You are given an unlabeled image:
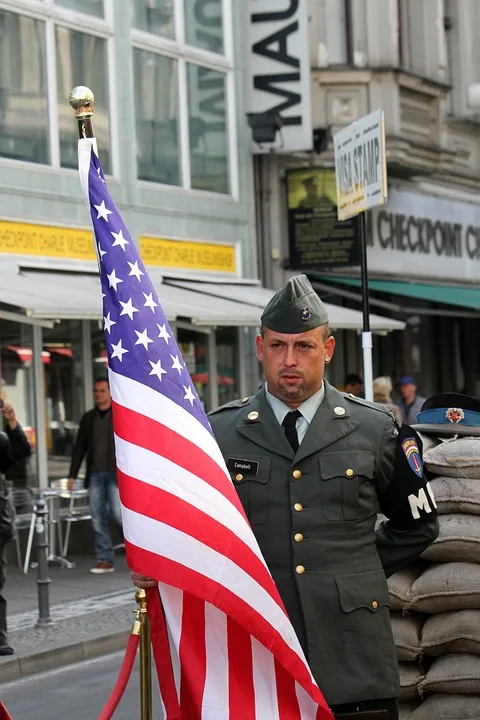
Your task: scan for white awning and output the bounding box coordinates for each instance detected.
[0,266,261,326]
[164,279,406,332]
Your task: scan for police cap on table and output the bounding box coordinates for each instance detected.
[413,392,480,437]
[261,275,328,334]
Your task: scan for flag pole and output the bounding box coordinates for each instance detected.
[68,86,153,720]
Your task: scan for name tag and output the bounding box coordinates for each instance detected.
[227,458,259,476]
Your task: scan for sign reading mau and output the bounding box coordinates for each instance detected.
[246,0,312,152]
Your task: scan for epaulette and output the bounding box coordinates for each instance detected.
[343,393,393,416]
[207,396,252,416]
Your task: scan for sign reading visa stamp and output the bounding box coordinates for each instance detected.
[334,109,387,221]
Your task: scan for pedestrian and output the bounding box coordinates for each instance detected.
[130,275,439,719]
[0,401,31,656]
[373,376,403,426]
[398,376,425,425]
[343,373,363,397]
[68,378,122,574]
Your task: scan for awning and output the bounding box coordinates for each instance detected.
[164,279,406,332]
[0,266,263,327]
[324,276,480,311]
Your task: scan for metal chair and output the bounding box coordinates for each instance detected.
[9,486,36,572]
[50,478,91,559]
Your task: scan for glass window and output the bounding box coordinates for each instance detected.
[0,10,49,165]
[131,0,175,40]
[177,328,211,411]
[216,327,238,404]
[55,0,104,18]
[184,0,224,54]
[187,63,229,194]
[134,49,181,186]
[56,27,110,173]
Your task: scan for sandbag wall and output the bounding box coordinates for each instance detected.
[388,435,480,719]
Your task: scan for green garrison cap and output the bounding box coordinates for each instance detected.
[261,275,329,333]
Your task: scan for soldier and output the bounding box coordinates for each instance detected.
[132,275,439,719]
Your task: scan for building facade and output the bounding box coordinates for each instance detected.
[0,0,264,487]
[255,0,480,398]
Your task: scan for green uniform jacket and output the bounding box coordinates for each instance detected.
[208,381,438,707]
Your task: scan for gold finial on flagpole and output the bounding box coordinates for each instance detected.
[69,85,95,139]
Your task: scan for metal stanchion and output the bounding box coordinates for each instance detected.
[135,589,152,720]
[34,491,53,628]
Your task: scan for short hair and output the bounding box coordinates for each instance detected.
[260,322,330,340]
[345,373,363,386]
[94,377,109,387]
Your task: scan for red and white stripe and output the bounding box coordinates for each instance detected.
[110,368,332,719]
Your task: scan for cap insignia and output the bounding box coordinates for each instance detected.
[445,407,465,424]
[301,307,311,321]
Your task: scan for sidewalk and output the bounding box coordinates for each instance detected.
[1,553,137,682]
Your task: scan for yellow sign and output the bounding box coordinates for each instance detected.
[0,220,96,260]
[140,236,236,273]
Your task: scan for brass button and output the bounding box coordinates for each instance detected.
[346,468,354,477]
[293,469,302,479]
[296,565,305,575]
[241,397,248,403]
[294,533,304,543]
[294,503,303,512]
[247,411,259,420]
[372,601,378,610]
[235,474,244,482]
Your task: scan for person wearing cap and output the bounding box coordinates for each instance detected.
[131,275,439,719]
[398,376,425,425]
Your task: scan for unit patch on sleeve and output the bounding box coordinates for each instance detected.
[401,437,423,478]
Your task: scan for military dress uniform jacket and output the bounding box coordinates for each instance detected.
[208,381,439,707]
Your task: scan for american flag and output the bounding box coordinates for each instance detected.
[78,138,332,720]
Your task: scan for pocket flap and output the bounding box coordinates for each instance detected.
[319,451,374,481]
[228,456,271,484]
[336,570,390,613]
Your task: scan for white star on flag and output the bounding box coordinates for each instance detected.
[119,298,139,321]
[143,292,158,313]
[171,355,183,375]
[94,200,113,222]
[128,261,144,282]
[98,244,107,261]
[111,339,129,362]
[157,324,170,343]
[183,385,196,406]
[104,311,116,334]
[107,269,123,291]
[97,166,105,183]
[149,359,167,381]
[111,229,129,251]
[135,328,154,350]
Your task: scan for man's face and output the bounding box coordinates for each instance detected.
[256,326,335,408]
[400,382,416,402]
[94,381,111,409]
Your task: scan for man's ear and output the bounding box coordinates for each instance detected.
[255,334,264,362]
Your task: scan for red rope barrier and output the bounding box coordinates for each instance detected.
[0,700,13,720]
[97,632,140,720]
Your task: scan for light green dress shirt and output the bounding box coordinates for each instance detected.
[265,383,325,445]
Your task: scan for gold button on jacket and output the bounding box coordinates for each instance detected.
[294,503,303,512]
[372,601,378,610]
[235,474,244,482]
[294,533,304,543]
[296,565,305,575]
[346,468,354,477]
[293,469,302,479]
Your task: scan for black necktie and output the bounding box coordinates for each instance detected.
[282,410,302,452]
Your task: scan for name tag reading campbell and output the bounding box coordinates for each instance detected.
[227,458,259,476]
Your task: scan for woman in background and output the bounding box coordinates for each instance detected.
[373,376,403,426]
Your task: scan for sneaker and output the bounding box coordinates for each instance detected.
[90,562,115,574]
[0,645,14,657]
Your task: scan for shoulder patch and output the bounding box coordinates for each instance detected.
[208,397,251,416]
[343,393,393,416]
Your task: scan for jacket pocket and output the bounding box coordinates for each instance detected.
[228,456,271,526]
[319,451,374,521]
[336,569,390,613]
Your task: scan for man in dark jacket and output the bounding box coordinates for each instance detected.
[68,378,121,574]
[0,401,31,655]
[130,276,439,718]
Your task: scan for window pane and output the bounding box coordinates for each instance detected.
[56,27,110,173]
[55,0,104,18]
[131,0,175,40]
[0,11,49,164]
[187,63,229,194]
[134,49,181,186]
[184,0,224,54]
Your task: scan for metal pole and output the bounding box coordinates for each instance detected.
[359,212,373,401]
[135,590,152,720]
[32,324,48,489]
[81,319,93,415]
[208,329,219,411]
[34,491,52,627]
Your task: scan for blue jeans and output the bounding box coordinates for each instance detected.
[88,471,122,565]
